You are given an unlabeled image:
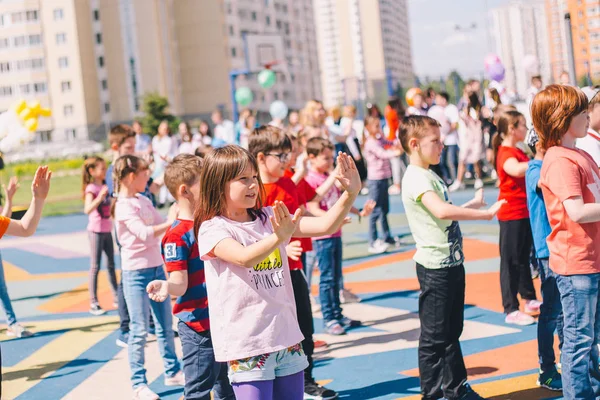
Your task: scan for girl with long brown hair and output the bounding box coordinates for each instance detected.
[82,156,118,315]
[493,111,540,325]
[194,145,362,399]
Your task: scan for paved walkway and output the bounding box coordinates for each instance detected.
[0,190,562,399]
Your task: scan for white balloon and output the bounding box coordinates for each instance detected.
[0,110,36,152]
[269,101,288,121]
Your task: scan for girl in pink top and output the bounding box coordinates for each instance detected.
[82,156,118,316]
[195,145,361,400]
[113,155,183,400]
[532,84,599,400]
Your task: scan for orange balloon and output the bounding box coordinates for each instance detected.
[405,88,423,107]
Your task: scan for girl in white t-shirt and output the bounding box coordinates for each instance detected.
[194,145,361,400]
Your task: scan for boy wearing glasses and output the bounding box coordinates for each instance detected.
[248,126,340,400]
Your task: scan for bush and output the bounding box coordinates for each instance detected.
[6,157,92,178]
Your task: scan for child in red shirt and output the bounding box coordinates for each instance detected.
[533,84,599,400]
[492,110,540,325]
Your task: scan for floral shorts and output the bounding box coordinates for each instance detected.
[227,343,308,383]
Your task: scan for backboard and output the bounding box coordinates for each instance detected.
[243,33,286,73]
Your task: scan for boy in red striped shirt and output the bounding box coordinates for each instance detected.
[147,154,234,400]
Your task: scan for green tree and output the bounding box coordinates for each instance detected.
[446,71,466,104]
[139,92,181,136]
[578,74,592,87]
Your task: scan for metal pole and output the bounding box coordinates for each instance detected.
[229,72,239,124]
[564,13,577,86]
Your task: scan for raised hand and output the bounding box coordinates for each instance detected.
[3,177,19,201]
[334,152,361,196]
[359,199,376,217]
[285,240,303,261]
[486,199,507,220]
[146,280,169,302]
[471,188,487,209]
[32,166,52,200]
[270,201,301,242]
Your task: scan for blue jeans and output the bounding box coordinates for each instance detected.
[441,145,459,183]
[178,321,234,400]
[368,179,392,245]
[537,258,563,372]
[314,237,343,323]
[123,266,180,389]
[0,252,16,326]
[556,273,600,399]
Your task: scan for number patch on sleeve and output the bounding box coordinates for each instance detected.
[164,243,177,260]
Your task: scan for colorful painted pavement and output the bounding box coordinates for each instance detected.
[0,190,562,399]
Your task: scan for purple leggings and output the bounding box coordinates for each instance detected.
[231,371,304,400]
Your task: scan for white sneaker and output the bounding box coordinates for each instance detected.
[505,310,535,326]
[474,178,484,190]
[340,288,361,304]
[360,187,369,195]
[133,385,159,400]
[164,370,185,386]
[368,239,390,254]
[7,323,33,338]
[448,180,465,192]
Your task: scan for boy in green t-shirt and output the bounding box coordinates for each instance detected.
[400,115,505,400]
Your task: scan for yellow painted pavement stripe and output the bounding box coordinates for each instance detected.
[2,317,118,399]
[4,259,88,282]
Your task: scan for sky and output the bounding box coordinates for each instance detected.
[408,0,509,80]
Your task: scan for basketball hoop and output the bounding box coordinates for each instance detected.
[263,60,282,71]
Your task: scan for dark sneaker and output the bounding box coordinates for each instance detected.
[458,383,486,400]
[116,331,129,348]
[304,379,338,399]
[325,320,346,335]
[339,316,362,328]
[537,367,562,391]
[89,303,106,316]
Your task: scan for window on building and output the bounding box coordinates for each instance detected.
[0,15,4,27]
[32,58,44,69]
[53,8,64,20]
[96,33,102,44]
[38,130,52,143]
[98,56,104,67]
[29,34,42,45]
[229,26,234,35]
[0,62,10,73]
[101,79,108,90]
[0,86,12,97]
[61,81,71,92]
[64,105,74,116]
[266,16,271,25]
[56,33,66,45]
[66,128,76,141]
[13,36,25,47]
[11,12,23,23]
[104,103,110,113]
[93,9,100,21]
[20,84,30,94]
[231,47,237,57]
[578,10,583,18]
[58,57,69,68]
[251,11,257,21]
[26,10,38,21]
[0,38,7,49]
[34,82,46,93]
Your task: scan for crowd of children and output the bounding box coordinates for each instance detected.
[68,80,600,400]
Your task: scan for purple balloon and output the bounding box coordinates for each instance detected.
[487,62,505,82]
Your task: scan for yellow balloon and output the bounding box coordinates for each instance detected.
[28,101,41,117]
[24,117,38,132]
[19,108,33,121]
[13,99,27,114]
[39,108,52,117]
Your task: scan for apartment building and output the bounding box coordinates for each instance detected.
[313,0,414,107]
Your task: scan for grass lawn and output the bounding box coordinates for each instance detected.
[1,173,83,217]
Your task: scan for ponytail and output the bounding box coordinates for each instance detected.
[493,110,524,170]
[82,157,104,199]
[110,154,147,217]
